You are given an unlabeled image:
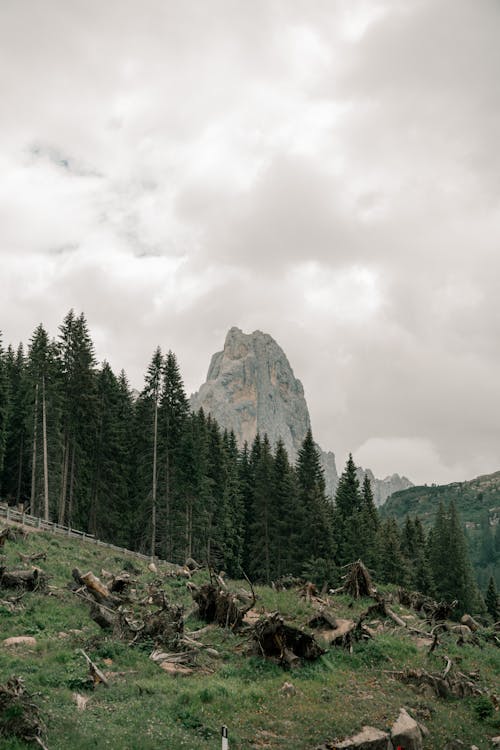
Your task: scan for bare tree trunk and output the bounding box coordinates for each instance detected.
[165,450,171,559]
[185,497,193,560]
[67,442,75,527]
[151,400,158,557]
[30,382,39,514]
[16,434,24,505]
[58,434,69,525]
[42,376,49,521]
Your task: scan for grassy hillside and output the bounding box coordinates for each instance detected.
[0,525,499,749]
[380,471,500,528]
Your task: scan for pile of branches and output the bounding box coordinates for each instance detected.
[332,560,375,599]
[71,568,185,650]
[0,676,47,749]
[389,663,483,699]
[252,612,325,667]
[397,588,457,623]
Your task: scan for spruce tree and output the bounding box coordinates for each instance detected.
[57,311,98,528]
[247,434,275,582]
[0,333,10,486]
[296,428,334,571]
[377,519,408,586]
[485,576,499,621]
[272,439,300,577]
[1,344,30,504]
[333,454,362,566]
[429,500,481,615]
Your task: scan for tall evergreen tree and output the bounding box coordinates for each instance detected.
[57,311,98,528]
[429,500,481,615]
[485,576,499,621]
[247,434,275,582]
[157,351,190,560]
[1,344,30,504]
[333,454,362,566]
[88,363,132,543]
[296,428,334,570]
[0,333,9,486]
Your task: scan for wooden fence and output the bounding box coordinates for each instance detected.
[0,502,153,562]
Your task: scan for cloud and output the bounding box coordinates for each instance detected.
[0,0,499,486]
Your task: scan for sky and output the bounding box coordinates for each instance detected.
[1,0,499,486]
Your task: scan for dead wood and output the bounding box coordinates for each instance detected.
[0,566,47,592]
[308,611,338,630]
[80,649,109,688]
[0,676,47,748]
[0,527,18,547]
[273,575,304,591]
[299,582,318,602]
[252,612,325,667]
[109,573,132,595]
[341,560,375,599]
[387,666,483,699]
[397,588,457,623]
[18,552,46,564]
[185,557,202,572]
[190,578,255,630]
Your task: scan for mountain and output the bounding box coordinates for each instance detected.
[380,470,500,589]
[190,327,412,502]
[380,470,500,528]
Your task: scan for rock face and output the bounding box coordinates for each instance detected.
[356,468,413,507]
[191,327,313,463]
[191,327,411,502]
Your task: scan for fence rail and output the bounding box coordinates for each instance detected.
[0,503,154,562]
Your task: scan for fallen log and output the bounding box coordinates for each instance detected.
[387,666,483,698]
[0,567,47,592]
[18,552,46,564]
[81,649,109,688]
[252,612,325,667]
[0,527,18,547]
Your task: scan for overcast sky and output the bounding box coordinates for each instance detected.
[1,0,499,486]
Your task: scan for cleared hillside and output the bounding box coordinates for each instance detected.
[0,524,498,749]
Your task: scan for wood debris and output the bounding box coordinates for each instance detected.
[0,676,47,749]
[252,612,325,667]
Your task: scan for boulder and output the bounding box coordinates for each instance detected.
[3,636,37,648]
[317,726,391,749]
[390,708,423,750]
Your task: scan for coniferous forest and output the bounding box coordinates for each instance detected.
[0,311,494,618]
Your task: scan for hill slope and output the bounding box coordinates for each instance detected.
[0,524,499,749]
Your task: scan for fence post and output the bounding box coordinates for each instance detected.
[221,725,228,750]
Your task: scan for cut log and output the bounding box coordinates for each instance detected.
[81,649,109,688]
[0,566,47,592]
[308,611,338,630]
[18,552,46,564]
[80,571,111,600]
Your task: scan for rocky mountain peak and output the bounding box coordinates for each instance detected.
[191,327,311,464]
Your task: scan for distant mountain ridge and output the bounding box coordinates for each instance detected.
[190,327,412,503]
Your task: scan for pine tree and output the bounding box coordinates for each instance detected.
[57,311,98,528]
[1,344,30,504]
[26,326,63,521]
[0,333,10,486]
[157,350,190,560]
[296,428,334,571]
[429,500,481,615]
[333,454,362,566]
[272,439,300,577]
[248,434,275,582]
[356,474,379,569]
[142,347,163,556]
[88,363,132,544]
[377,519,408,586]
[485,576,499,621]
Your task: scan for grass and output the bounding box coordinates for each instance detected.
[1,526,499,749]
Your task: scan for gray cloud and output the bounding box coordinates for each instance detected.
[1,0,499,485]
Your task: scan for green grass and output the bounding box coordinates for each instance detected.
[1,526,499,749]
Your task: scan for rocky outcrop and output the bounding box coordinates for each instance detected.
[191,327,411,502]
[356,468,413,507]
[191,327,313,463]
